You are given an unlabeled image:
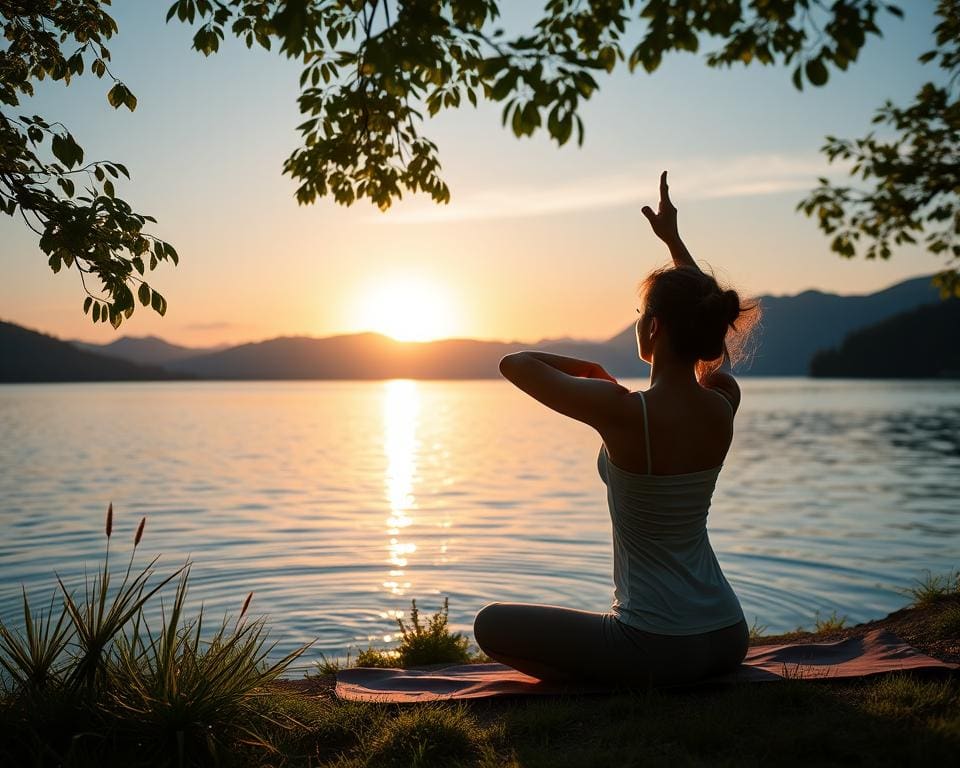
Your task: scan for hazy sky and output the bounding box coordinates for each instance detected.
[0,2,945,346]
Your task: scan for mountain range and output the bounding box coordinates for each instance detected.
[0,275,945,382]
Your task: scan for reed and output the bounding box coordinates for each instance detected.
[0,504,310,767]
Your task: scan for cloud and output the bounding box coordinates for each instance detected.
[382,153,849,223]
[181,321,240,331]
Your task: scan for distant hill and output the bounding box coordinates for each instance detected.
[810,300,960,378]
[163,332,647,380]
[0,321,179,383]
[72,335,223,366]
[166,333,522,379]
[603,275,942,376]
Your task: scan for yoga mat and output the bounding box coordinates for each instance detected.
[335,628,958,703]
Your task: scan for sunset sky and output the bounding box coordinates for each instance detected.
[0,2,945,347]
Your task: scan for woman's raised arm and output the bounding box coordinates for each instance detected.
[641,171,699,271]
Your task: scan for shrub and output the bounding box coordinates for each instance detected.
[395,598,471,667]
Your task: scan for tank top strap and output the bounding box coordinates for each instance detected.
[637,391,653,475]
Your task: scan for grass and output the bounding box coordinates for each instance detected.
[747,616,768,640]
[813,608,848,632]
[931,603,960,641]
[900,569,960,607]
[364,704,491,768]
[0,505,309,767]
[2,520,958,766]
[255,659,960,767]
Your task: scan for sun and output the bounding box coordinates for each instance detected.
[356,276,459,342]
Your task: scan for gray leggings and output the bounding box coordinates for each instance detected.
[473,602,749,687]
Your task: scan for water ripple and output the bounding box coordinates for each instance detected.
[0,378,958,674]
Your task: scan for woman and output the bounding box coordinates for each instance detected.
[473,172,757,687]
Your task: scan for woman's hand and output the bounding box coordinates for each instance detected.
[585,362,619,385]
[641,171,680,246]
[641,171,699,270]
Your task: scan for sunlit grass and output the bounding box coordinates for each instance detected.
[318,598,471,672]
[748,616,769,641]
[813,609,848,633]
[900,569,960,608]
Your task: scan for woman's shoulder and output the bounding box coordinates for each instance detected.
[697,372,740,414]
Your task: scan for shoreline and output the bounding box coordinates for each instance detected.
[276,592,960,698]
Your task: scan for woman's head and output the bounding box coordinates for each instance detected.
[636,266,758,375]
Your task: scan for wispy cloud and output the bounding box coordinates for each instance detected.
[383,153,848,223]
[182,321,240,331]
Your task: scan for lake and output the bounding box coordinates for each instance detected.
[1,378,958,673]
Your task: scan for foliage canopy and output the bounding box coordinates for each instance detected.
[172,0,901,211]
[3,1,924,326]
[800,0,960,295]
[1,0,178,329]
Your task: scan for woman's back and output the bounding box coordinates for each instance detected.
[601,383,735,476]
[598,389,745,635]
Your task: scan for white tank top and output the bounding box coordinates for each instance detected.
[597,391,744,635]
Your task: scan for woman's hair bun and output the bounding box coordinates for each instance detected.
[723,289,741,325]
[639,265,760,372]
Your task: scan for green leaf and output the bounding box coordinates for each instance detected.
[93,303,101,322]
[107,83,124,108]
[556,112,573,146]
[51,134,75,168]
[151,291,166,316]
[138,283,150,306]
[490,71,518,101]
[83,297,92,314]
[805,59,829,87]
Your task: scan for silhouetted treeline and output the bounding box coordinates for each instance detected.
[810,300,960,378]
[0,321,181,382]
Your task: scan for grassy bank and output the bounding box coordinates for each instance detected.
[1,509,957,766]
[276,583,960,768]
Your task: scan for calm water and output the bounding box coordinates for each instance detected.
[1,379,958,673]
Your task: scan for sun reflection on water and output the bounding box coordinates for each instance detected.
[382,380,420,595]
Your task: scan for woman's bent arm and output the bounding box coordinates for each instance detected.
[499,352,628,429]
[509,351,619,383]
